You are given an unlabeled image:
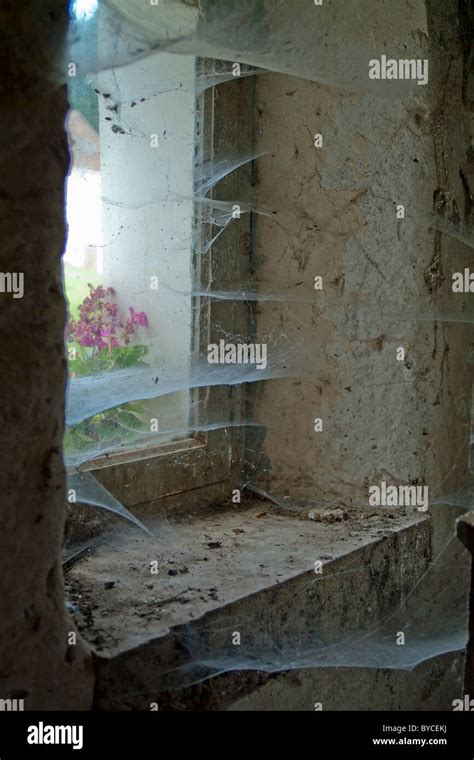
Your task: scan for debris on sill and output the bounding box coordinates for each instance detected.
[64,497,429,657]
[308,507,346,522]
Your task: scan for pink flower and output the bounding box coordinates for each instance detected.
[67,284,149,354]
[128,307,148,328]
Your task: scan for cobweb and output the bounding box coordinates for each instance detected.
[61,0,472,699]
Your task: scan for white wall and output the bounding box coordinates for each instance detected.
[98,49,197,434]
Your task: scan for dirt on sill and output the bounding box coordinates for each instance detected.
[64,496,428,657]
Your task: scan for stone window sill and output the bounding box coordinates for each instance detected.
[65,498,446,709]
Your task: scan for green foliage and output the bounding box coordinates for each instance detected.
[65,400,148,455]
[66,344,150,457]
[68,77,99,132]
[65,282,151,458]
[70,344,148,376]
[65,342,149,457]
[63,262,101,320]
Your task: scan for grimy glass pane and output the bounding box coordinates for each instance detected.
[64,5,198,467]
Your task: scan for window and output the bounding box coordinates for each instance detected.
[65,13,255,515]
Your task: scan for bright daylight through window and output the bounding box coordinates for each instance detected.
[65,0,196,467]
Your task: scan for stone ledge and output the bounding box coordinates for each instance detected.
[65,499,441,708]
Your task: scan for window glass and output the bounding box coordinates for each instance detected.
[65,13,197,466]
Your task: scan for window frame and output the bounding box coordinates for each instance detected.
[69,59,256,511]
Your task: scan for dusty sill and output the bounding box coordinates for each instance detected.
[63,497,448,708]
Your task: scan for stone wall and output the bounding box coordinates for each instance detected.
[249,0,473,511]
[0,1,93,709]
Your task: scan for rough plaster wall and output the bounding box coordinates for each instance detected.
[0,1,94,709]
[250,0,472,505]
[228,654,464,711]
